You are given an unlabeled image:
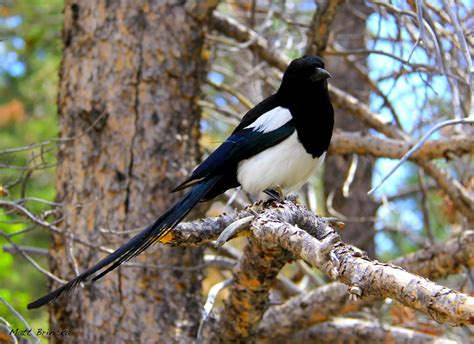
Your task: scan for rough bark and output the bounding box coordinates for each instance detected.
[329,132,474,160]
[257,230,474,338]
[305,0,343,55]
[273,318,456,344]
[250,201,474,327]
[322,2,378,257]
[50,1,216,342]
[209,239,291,342]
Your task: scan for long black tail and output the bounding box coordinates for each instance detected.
[27,176,220,309]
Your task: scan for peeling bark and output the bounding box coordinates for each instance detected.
[251,201,474,331]
[207,238,291,342]
[274,318,456,344]
[258,230,474,338]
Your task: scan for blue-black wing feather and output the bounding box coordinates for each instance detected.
[173,120,295,192]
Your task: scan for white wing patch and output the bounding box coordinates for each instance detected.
[245,106,292,133]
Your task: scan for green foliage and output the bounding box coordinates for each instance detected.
[0,0,62,337]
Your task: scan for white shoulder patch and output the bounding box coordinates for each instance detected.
[244,106,292,133]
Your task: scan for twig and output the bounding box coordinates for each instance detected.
[214,215,253,247]
[0,296,40,344]
[369,118,474,195]
[0,111,108,156]
[0,230,67,284]
[2,245,49,257]
[415,0,427,45]
[206,79,254,110]
[197,278,234,340]
[0,200,113,253]
[280,317,457,344]
[342,155,358,198]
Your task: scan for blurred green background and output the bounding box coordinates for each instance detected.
[0,0,62,336]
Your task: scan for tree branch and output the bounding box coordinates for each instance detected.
[258,229,474,338]
[158,204,261,246]
[329,132,473,160]
[275,317,457,344]
[205,238,291,342]
[253,202,473,327]
[369,118,474,195]
[185,0,221,21]
[210,12,288,70]
[304,0,343,55]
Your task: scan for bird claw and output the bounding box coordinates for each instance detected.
[264,185,284,201]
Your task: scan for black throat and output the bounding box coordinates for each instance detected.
[277,82,334,158]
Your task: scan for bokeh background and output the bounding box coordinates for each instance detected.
[0,0,472,342]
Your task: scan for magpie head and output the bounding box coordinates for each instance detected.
[280,55,331,89]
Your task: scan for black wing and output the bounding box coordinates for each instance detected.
[173,120,295,192]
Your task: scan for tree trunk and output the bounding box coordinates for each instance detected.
[324,2,377,257]
[50,1,213,342]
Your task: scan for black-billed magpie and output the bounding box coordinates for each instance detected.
[28,55,334,309]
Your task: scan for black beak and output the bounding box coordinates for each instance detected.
[311,67,331,82]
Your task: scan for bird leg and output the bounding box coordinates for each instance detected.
[264,185,284,201]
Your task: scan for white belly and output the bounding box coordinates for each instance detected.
[237,132,324,195]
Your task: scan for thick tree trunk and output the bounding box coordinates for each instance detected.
[50,1,213,342]
[324,2,377,257]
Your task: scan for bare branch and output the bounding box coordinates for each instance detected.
[206,238,291,342]
[0,230,67,284]
[215,215,253,247]
[198,278,234,340]
[185,0,220,21]
[206,79,254,110]
[0,110,108,156]
[276,317,457,344]
[258,229,474,337]
[415,0,427,45]
[255,202,473,325]
[210,12,288,71]
[0,296,39,344]
[305,0,343,55]
[369,118,474,195]
[210,12,289,71]
[329,132,473,160]
[2,244,49,257]
[158,204,262,246]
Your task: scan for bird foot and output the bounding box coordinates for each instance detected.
[264,185,284,201]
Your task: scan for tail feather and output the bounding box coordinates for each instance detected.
[27,176,220,310]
